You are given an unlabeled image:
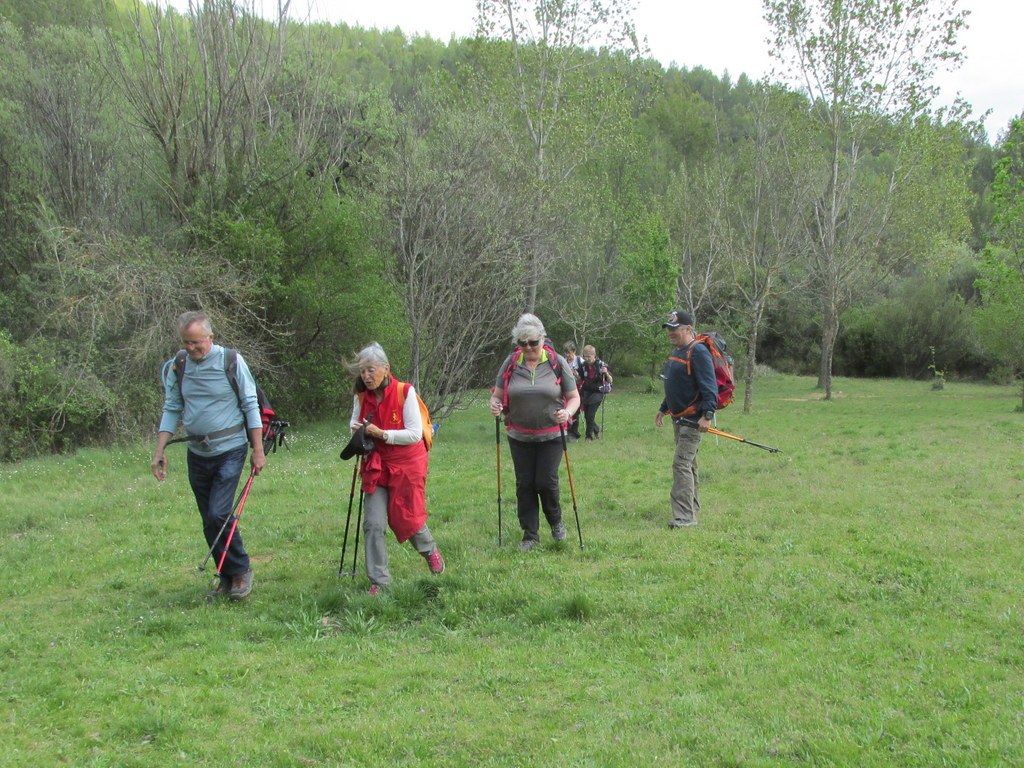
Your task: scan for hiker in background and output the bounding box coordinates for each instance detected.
[490,315,581,552]
[655,310,717,529]
[348,342,445,595]
[151,310,265,601]
[577,345,613,441]
[562,341,583,441]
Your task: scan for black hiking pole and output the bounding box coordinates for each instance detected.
[349,478,365,580]
[496,415,503,547]
[215,468,258,576]
[198,469,255,572]
[559,424,584,550]
[338,457,360,576]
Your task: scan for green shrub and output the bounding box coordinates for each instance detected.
[0,333,116,461]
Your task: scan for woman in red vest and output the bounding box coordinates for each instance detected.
[348,342,444,595]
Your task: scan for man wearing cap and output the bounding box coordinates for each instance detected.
[655,310,718,528]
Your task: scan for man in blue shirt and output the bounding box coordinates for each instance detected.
[655,310,717,529]
[151,311,266,600]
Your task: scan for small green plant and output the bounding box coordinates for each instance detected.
[928,346,945,390]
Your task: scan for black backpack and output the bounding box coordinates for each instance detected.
[167,348,288,453]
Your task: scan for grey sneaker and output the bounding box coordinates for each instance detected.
[668,520,697,529]
[228,568,254,601]
[519,538,539,553]
[551,522,567,541]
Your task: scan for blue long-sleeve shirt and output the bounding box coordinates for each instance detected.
[158,345,262,457]
[660,340,718,421]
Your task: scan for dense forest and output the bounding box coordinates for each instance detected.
[0,0,1022,461]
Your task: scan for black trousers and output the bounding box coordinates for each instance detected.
[582,392,604,438]
[507,437,564,541]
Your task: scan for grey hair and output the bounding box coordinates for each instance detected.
[563,341,577,354]
[177,310,212,335]
[347,341,390,376]
[582,344,596,357]
[511,313,546,343]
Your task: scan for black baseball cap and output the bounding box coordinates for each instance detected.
[662,310,694,329]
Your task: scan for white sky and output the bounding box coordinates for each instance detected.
[173,0,1023,142]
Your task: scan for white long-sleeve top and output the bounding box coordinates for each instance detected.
[349,385,423,445]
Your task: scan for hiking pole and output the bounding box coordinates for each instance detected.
[678,421,781,453]
[559,424,584,550]
[198,468,256,572]
[338,457,360,576]
[496,415,503,547]
[349,477,365,580]
[215,468,258,576]
[707,427,781,453]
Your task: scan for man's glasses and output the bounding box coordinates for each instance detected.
[517,338,541,348]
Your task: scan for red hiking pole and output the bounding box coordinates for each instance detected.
[215,469,257,576]
[198,472,251,572]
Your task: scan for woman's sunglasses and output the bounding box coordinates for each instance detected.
[517,338,541,348]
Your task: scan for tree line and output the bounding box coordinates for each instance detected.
[0,0,1021,462]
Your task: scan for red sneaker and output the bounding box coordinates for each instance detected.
[426,548,445,575]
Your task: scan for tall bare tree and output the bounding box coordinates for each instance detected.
[23,26,120,226]
[106,0,346,224]
[475,0,644,311]
[712,87,816,412]
[368,98,534,419]
[765,0,969,398]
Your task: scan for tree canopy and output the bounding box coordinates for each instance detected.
[0,0,1015,460]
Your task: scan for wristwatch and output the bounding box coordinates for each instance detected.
[703,411,715,420]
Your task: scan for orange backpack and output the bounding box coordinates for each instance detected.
[668,332,736,417]
[397,382,434,451]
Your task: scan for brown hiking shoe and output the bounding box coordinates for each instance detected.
[205,577,228,601]
[228,569,254,601]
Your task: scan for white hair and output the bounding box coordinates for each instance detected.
[347,341,389,376]
[510,313,546,343]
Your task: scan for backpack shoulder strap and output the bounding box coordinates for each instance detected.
[171,350,188,397]
[542,345,561,383]
[499,351,520,409]
[223,348,240,400]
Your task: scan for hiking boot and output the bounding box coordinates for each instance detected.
[205,577,228,601]
[426,548,445,575]
[228,568,254,601]
[668,519,697,529]
[519,538,539,553]
[551,522,567,541]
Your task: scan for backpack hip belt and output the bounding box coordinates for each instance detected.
[167,422,245,449]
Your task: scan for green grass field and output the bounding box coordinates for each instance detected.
[2,374,1022,767]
